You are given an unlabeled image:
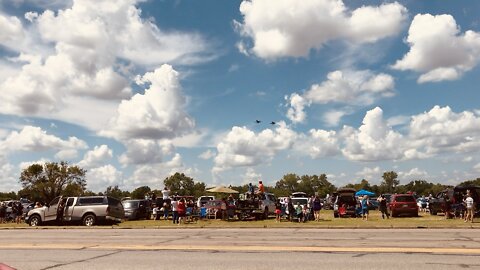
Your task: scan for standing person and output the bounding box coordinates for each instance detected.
[227,195,235,220]
[162,187,170,200]
[464,192,475,223]
[295,202,303,222]
[177,199,186,225]
[15,202,23,224]
[443,196,451,219]
[163,200,170,220]
[0,202,6,223]
[274,199,282,223]
[312,196,322,221]
[220,198,227,220]
[152,205,158,220]
[378,195,389,219]
[361,196,370,221]
[171,198,179,224]
[56,197,66,224]
[287,197,295,222]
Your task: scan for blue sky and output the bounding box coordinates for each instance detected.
[1,0,480,192]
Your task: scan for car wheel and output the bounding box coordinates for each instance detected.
[334,212,339,218]
[82,214,96,226]
[263,208,269,220]
[29,215,41,227]
[391,211,397,217]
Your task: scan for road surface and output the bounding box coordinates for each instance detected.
[0,228,479,269]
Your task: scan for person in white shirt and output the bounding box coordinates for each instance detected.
[464,191,475,223]
[162,187,170,200]
[171,198,179,224]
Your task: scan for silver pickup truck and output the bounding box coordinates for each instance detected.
[25,196,124,226]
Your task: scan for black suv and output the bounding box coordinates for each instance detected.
[333,188,357,218]
[429,185,480,216]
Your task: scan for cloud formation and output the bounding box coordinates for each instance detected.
[0,126,87,158]
[213,122,297,172]
[393,14,480,83]
[0,0,212,129]
[286,70,395,124]
[78,145,113,169]
[236,0,407,59]
[102,65,195,141]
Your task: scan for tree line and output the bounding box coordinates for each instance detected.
[1,161,479,204]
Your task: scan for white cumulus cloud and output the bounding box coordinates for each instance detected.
[393,14,480,83]
[342,107,404,161]
[78,145,113,169]
[0,126,87,159]
[86,165,123,193]
[236,0,407,59]
[102,65,195,141]
[118,139,173,166]
[0,0,212,131]
[213,122,297,172]
[286,70,395,124]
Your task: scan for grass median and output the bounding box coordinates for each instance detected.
[3,210,478,229]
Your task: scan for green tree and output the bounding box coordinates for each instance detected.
[315,174,336,197]
[131,186,151,199]
[0,191,17,201]
[104,185,130,199]
[381,171,399,194]
[19,161,86,204]
[275,174,300,194]
[458,178,480,187]
[62,183,86,197]
[163,172,203,196]
[344,179,372,191]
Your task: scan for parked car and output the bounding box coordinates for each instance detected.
[389,194,418,217]
[368,198,379,210]
[197,196,215,208]
[236,192,277,220]
[416,198,428,211]
[429,185,480,216]
[122,199,151,220]
[291,192,308,198]
[291,197,309,208]
[25,196,124,226]
[333,188,357,218]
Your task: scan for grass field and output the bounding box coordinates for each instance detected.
[2,210,478,229]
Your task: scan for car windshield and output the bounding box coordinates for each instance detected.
[338,196,355,203]
[291,198,308,205]
[123,201,139,208]
[395,196,415,202]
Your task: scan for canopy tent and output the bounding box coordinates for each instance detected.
[355,189,375,197]
[206,186,239,194]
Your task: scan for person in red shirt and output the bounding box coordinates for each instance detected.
[178,198,186,224]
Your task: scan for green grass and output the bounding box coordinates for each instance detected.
[2,210,479,229]
[116,210,479,229]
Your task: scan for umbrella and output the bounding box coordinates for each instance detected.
[206,186,239,194]
[355,189,375,197]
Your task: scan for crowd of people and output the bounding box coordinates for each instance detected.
[0,201,26,224]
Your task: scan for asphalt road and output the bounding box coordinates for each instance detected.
[1,228,480,270]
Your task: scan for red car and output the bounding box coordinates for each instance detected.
[388,194,418,217]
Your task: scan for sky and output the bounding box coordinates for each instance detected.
[1,0,480,193]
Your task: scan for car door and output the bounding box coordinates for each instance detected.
[44,196,61,221]
[63,197,76,221]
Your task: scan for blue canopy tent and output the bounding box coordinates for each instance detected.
[355,189,375,197]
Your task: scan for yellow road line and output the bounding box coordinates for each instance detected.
[0,244,479,254]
